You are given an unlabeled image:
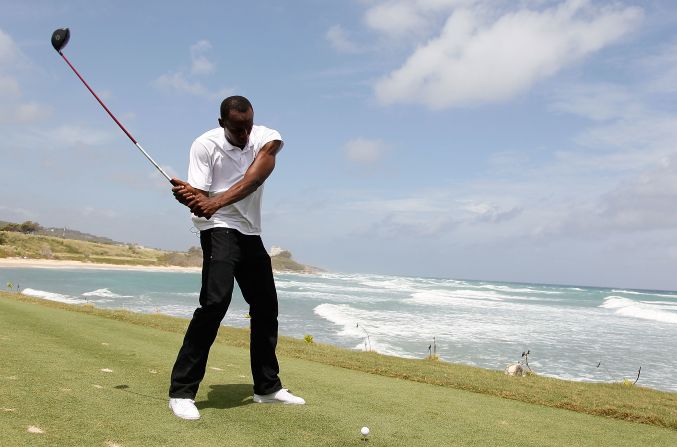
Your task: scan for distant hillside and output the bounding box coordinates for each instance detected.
[0,221,319,272]
[268,246,321,273]
[0,220,120,245]
[0,231,170,266]
[38,226,121,245]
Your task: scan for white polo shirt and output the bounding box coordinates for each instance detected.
[187,125,283,235]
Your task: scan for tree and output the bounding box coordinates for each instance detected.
[1,223,21,232]
[19,221,41,234]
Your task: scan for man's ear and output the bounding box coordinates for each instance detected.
[218,118,224,128]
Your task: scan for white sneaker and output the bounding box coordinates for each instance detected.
[169,398,200,420]
[253,388,305,405]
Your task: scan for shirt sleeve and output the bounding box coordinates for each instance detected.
[256,127,284,155]
[187,140,212,191]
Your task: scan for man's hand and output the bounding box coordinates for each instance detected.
[170,178,219,219]
[170,178,201,206]
[186,195,221,219]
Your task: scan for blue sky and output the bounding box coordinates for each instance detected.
[2,0,677,290]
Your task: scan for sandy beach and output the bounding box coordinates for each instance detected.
[0,257,200,273]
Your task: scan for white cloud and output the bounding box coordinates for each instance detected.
[363,0,475,38]
[343,138,390,164]
[154,72,208,96]
[190,40,215,75]
[374,1,643,109]
[0,28,19,65]
[335,186,526,240]
[15,102,51,122]
[0,99,52,124]
[52,125,113,147]
[526,152,677,240]
[0,28,51,124]
[550,83,643,122]
[364,2,428,38]
[315,28,677,249]
[0,101,52,125]
[153,72,232,101]
[574,114,677,157]
[460,200,523,223]
[591,152,677,231]
[597,155,677,231]
[191,58,214,76]
[326,25,362,53]
[153,40,230,100]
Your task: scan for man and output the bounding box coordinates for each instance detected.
[168,95,304,421]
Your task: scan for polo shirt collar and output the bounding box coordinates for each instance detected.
[223,135,253,152]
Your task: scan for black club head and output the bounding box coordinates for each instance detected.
[51,28,70,52]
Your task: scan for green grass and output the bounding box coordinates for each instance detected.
[0,291,675,447]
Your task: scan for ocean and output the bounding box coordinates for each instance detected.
[2,267,676,393]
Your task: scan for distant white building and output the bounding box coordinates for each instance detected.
[269,246,291,258]
[269,246,284,256]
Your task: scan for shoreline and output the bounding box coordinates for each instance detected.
[0,257,201,273]
[0,257,315,274]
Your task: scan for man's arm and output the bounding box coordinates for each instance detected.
[172,139,282,219]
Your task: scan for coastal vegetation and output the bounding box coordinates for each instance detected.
[0,221,315,272]
[0,291,675,446]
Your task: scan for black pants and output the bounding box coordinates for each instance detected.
[169,228,282,398]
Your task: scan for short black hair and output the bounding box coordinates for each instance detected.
[220,96,253,119]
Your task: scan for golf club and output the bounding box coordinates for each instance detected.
[51,27,171,182]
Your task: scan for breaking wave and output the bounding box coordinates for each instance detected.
[600,296,677,324]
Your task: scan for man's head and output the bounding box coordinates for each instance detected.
[219,96,254,149]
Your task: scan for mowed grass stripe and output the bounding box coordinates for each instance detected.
[0,293,675,446]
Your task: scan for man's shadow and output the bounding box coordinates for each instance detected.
[195,384,253,409]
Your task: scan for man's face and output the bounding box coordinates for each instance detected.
[219,108,254,149]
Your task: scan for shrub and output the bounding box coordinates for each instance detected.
[304,334,314,344]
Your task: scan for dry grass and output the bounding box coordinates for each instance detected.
[0,232,165,265]
[0,231,311,270]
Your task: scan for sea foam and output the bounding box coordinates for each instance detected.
[611,289,677,299]
[22,288,86,305]
[313,303,421,357]
[600,296,677,324]
[407,289,511,307]
[82,288,133,298]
